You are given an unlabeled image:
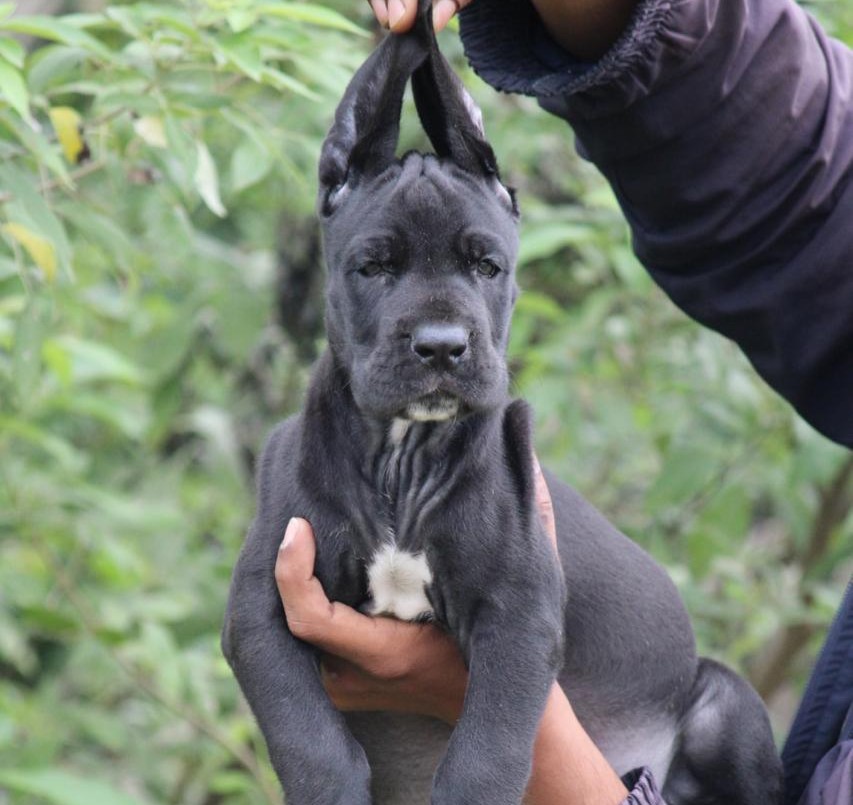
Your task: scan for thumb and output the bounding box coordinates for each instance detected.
[275,517,334,632]
[277,516,317,583]
[275,518,412,667]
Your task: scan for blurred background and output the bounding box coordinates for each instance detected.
[0,1,851,802]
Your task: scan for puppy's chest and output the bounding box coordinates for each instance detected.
[354,422,458,622]
[365,541,434,622]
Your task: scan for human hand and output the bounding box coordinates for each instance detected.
[367,0,472,34]
[275,516,467,723]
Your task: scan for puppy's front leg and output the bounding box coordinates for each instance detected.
[432,604,563,805]
[222,423,370,804]
[223,547,371,805]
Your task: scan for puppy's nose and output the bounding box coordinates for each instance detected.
[411,323,469,368]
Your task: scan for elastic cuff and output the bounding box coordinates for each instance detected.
[458,0,674,99]
[621,767,665,804]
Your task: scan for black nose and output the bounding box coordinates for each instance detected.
[411,323,469,368]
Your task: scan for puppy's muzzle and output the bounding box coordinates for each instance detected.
[410,323,469,371]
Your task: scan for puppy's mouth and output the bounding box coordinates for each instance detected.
[402,392,461,422]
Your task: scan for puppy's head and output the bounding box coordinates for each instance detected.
[318,0,519,422]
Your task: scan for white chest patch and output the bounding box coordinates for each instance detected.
[366,544,434,621]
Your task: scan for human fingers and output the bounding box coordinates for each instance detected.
[320,654,432,715]
[368,0,389,27]
[368,0,417,31]
[432,0,474,32]
[368,0,472,33]
[320,628,467,723]
[532,454,558,551]
[319,654,381,710]
[275,518,418,675]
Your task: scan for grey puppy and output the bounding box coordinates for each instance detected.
[222,4,782,803]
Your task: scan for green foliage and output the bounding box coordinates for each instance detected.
[1,1,851,802]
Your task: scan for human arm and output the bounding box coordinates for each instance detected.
[455,0,853,448]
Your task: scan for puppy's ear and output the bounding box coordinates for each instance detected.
[410,2,517,214]
[318,27,427,216]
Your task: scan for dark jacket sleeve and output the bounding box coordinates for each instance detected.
[459,0,853,448]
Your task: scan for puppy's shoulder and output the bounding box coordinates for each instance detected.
[501,398,533,448]
[254,415,304,499]
[498,398,536,501]
[260,415,303,458]
[501,399,534,464]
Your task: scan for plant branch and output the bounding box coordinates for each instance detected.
[802,454,853,574]
[0,159,108,205]
[750,454,853,700]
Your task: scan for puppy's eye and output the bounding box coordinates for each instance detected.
[476,259,501,278]
[358,261,387,277]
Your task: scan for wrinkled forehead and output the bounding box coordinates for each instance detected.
[323,152,518,259]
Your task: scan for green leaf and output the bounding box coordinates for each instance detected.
[226,8,258,33]
[209,770,254,794]
[0,35,25,68]
[26,45,87,94]
[0,4,13,21]
[0,110,71,187]
[194,141,227,218]
[0,164,73,278]
[610,244,652,291]
[213,35,264,81]
[0,417,86,471]
[0,254,19,281]
[132,5,200,40]
[0,16,113,60]
[1,222,57,280]
[12,294,51,400]
[0,768,149,805]
[515,291,565,323]
[258,3,366,35]
[46,392,148,440]
[518,222,592,266]
[0,609,37,675]
[646,445,720,514]
[164,114,195,174]
[0,59,31,123]
[102,6,143,38]
[230,136,272,192]
[259,66,319,100]
[43,335,146,386]
[59,204,136,273]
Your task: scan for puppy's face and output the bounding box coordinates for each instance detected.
[322,153,518,421]
[317,9,518,422]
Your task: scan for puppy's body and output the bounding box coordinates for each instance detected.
[347,474,771,804]
[228,353,565,805]
[223,4,782,803]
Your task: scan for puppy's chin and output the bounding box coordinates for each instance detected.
[349,367,509,422]
[404,393,460,422]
